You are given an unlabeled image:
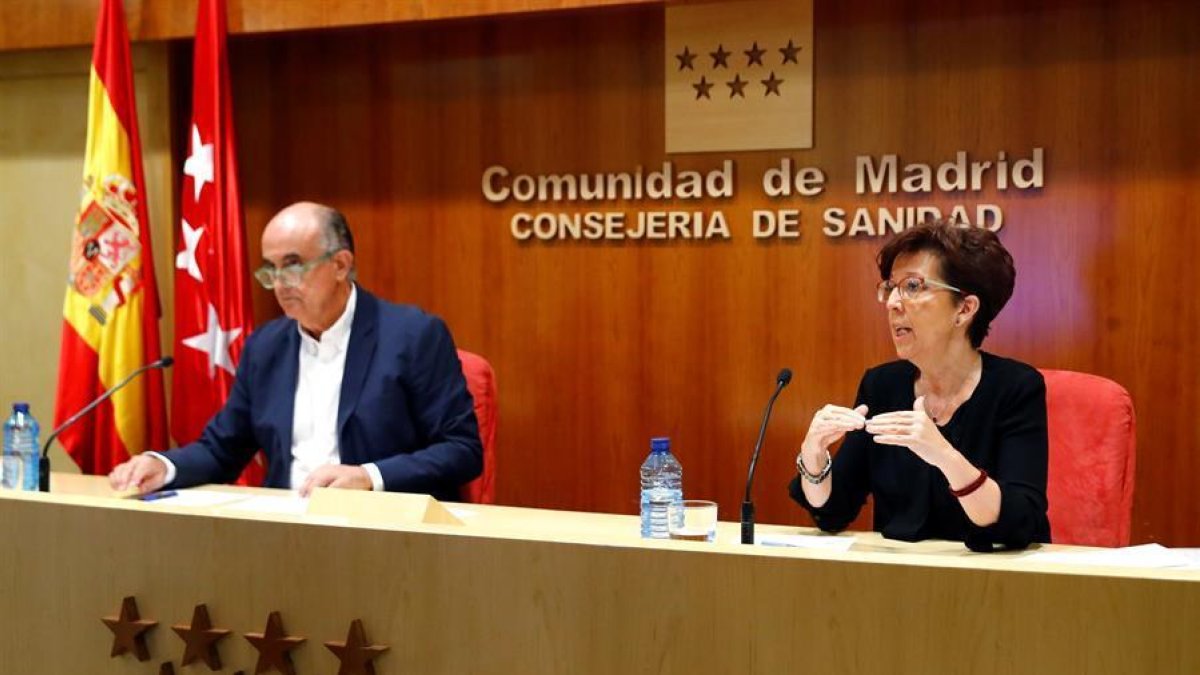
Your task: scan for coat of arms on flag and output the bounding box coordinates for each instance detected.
[665,0,814,153]
[70,175,144,323]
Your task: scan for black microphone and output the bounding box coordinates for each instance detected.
[741,367,793,544]
[39,356,174,492]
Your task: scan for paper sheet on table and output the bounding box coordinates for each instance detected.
[1022,543,1198,569]
[220,494,309,516]
[756,533,857,551]
[1174,549,1200,569]
[143,490,246,508]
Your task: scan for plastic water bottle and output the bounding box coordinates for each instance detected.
[2,402,40,491]
[639,436,683,538]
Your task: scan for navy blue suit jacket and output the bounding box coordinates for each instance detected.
[164,288,482,502]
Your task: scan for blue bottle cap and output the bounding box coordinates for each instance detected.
[12,402,29,414]
[650,437,670,453]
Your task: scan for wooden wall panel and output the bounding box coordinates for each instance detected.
[0,0,661,51]
[210,0,1199,544]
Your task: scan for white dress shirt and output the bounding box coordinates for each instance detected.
[153,285,384,491]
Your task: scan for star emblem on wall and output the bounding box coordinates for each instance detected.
[726,74,747,98]
[779,38,802,64]
[101,596,158,661]
[709,44,731,68]
[675,46,697,71]
[244,611,307,675]
[171,604,231,670]
[325,619,389,675]
[762,71,784,96]
[744,41,766,66]
[692,76,714,100]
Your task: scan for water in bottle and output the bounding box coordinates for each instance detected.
[2,402,41,491]
[639,436,683,538]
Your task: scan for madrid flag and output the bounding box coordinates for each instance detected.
[172,0,264,485]
[54,0,168,474]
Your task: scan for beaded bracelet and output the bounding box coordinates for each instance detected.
[796,448,833,484]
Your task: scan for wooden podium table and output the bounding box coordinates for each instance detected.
[0,474,1196,674]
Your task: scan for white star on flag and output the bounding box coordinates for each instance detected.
[183,125,214,202]
[182,303,242,377]
[174,219,205,282]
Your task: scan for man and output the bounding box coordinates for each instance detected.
[109,202,482,500]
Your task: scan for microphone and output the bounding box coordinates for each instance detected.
[39,356,174,492]
[741,367,792,544]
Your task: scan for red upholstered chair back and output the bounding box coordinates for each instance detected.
[1040,369,1136,547]
[458,349,497,504]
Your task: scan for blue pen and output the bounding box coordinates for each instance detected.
[138,490,178,502]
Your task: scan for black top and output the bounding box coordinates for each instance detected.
[790,352,1051,551]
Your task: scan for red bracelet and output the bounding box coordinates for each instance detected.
[950,469,988,498]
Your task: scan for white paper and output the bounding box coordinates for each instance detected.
[1022,543,1198,569]
[1165,548,1200,569]
[220,494,309,516]
[755,533,857,551]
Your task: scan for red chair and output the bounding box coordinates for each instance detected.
[1040,369,1136,547]
[458,349,497,504]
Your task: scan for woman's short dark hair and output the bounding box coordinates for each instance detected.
[877,222,1015,348]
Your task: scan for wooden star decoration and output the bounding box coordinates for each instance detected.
[693,76,714,100]
[675,46,697,71]
[244,611,306,675]
[779,38,802,64]
[325,619,389,675]
[171,604,231,670]
[761,71,784,96]
[101,596,158,662]
[744,41,766,66]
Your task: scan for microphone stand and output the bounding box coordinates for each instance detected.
[39,357,173,492]
[742,369,792,544]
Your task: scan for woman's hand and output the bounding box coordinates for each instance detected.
[864,396,954,467]
[800,403,869,461]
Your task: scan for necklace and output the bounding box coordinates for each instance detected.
[927,399,951,424]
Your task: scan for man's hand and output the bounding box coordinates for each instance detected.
[108,454,168,495]
[300,465,373,497]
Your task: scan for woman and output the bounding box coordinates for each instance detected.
[790,222,1050,551]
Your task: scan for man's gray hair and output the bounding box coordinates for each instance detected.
[316,205,356,281]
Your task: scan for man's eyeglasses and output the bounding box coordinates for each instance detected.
[876,275,963,303]
[253,251,335,290]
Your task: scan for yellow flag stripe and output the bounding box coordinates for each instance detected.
[61,66,150,457]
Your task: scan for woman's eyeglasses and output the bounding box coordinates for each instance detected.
[876,275,963,303]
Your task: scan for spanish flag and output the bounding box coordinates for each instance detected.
[53,0,168,474]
